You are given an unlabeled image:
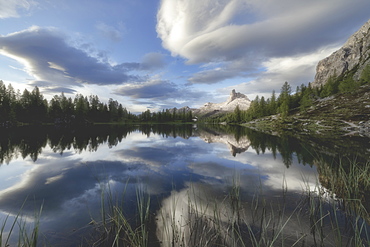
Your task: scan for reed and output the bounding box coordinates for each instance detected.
[93,182,151,247]
[2,159,369,246]
[154,171,369,247]
[0,199,43,247]
[317,158,370,220]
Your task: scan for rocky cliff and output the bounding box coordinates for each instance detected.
[312,19,370,87]
[193,89,251,117]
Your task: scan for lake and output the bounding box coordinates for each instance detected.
[0,124,369,246]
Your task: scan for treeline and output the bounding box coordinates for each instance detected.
[139,107,193,123]
[0,80,136,126]
[206,63,370,124]
[0,80,193,126]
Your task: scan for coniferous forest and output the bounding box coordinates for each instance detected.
[0,80,193,127]
[202,63,370,124]
[1,63,369,127]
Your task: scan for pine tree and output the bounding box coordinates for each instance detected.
[278,82,291,118]
[269,90,277,115]
[360,63,370,84]
[233,105,241,123]
[299,86,313,112]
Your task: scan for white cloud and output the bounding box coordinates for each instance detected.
[0,0,35,19]
[113,75,212,110]
[0,26,140,94]
[157,0,370,88]
[157,0,370,64]
[224,46,339,99]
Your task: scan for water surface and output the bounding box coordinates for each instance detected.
[0,124,368,246]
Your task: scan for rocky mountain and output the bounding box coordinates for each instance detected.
[312,19,370,87]
[168,106,192,114]
[243,19,370,139]
[193,89,251,117]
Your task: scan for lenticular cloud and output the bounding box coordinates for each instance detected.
[156,0,248,64]
[156,0,370,65]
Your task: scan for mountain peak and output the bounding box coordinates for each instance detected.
[193,90,251,117]
[227,89,249,104]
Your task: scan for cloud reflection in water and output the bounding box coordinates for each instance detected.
[0,125,344,246]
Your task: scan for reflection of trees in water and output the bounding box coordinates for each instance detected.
[196,124,318,167]
[196,124,370,212]
[200,124,370,169]
[1,124,369,170]
[0,124,195,164]
[138,124,193,139]
[0,127,48,163]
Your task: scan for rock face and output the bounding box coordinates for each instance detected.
[312,19,370,87]
[193,89,251,117]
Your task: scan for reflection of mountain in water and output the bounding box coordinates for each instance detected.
[0,123,369,245]
[1,124,370,166]
[195,126,250,156]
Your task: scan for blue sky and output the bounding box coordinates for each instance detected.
[0,0,370,113]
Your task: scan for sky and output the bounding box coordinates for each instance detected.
[0,0,370,113]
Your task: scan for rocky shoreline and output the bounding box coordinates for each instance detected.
[243,84,370,139]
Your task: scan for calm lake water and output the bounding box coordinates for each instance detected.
[0,124,369,246]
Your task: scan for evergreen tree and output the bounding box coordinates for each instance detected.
[74,94,89,121]
[299,85,313,112]
[278,81,291,105]
[259,96,267,117]
[31,86,48,123]
[268,90,277,115]
[278,81,291,118]
[88,95,101,122]
[49,95,63,121]
[108,98,119,121]
[0,81,10,123]
[320,75,338,97]
[233,105,242,123]
[360,63,370,83]
[338,76,359,93]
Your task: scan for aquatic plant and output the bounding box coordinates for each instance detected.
[0,199,43,247]
[91,182,151,247]
[2,163,369,247]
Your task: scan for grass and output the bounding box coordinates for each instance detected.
[91,174,367,247]
[317,158,370,220]
[89,182,151,247]
[0,199,43,247]
[1,160,369,247]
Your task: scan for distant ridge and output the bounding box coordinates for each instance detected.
[192,89,251,117]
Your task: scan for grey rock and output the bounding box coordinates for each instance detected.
[312,19,370,87]
[193,89,251,117]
